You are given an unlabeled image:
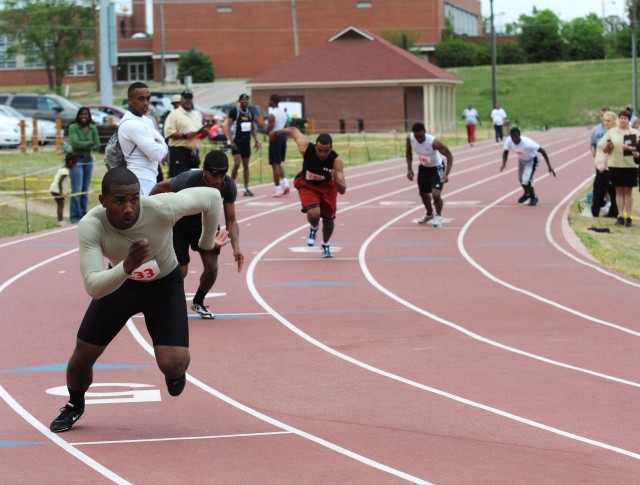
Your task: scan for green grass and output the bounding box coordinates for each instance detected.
[449,58,636,131]
[568,189,640,280]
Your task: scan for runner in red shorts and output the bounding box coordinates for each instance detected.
[268,127,346,258]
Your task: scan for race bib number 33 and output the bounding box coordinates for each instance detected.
[129,259,160,281]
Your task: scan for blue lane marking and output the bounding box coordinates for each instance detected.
[379,257,456,262]
[0,440,47,447]
[386,242,446,246]
[269,282,359,287]
[1,363,154,373]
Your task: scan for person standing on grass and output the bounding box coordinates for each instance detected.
[49,168,222,433]
[118,82,169,195]
[268,127,346,258]
[405,122,453,228]
[462,103,480,146]
[49,153,77,226]
[265,94,291,198]
[68,106,100,223]
[602,109,640,227]
[591,109,618,218]
[223,93,261,196]
[500,127,555,206]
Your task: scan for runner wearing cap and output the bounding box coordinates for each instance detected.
[223,93,261,196]
[164,90,210,177]
[150,150,244,318]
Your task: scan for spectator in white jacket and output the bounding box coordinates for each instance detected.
[119,82,169,195]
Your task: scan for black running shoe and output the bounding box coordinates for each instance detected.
[615,217,625,226]
[517,193,531,204]
[165,374,186,396]
[50,403,84,433]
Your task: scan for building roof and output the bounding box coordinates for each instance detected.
[249,26,460,87]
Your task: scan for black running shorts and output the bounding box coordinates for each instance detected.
[77,265,188,347]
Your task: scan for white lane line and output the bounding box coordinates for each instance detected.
[247,216,640,461]
[0,225,77,248]
[72,431,292,446]
[456,155,640,337]
[125,320,430,485]
[0,385,132,485]
[545,176,640,288]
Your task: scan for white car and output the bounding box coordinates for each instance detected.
[0,105,63,145]
[0,113,20,148]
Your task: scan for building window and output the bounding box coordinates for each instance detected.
[0,35,17,69]
[444,3,479,36]
[217,6,232,13]
[68,60,95,76]
[356,1,372,8]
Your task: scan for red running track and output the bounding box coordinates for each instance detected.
[2,126,640,484]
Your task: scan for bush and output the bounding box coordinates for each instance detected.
[435,39,477,67]
[177,47,215,83]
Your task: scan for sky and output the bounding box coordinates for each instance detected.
[482,0,626,30]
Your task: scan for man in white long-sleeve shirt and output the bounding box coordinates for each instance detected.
[50,167,222,433]
[119,82,168,195]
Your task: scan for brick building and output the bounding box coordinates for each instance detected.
[0,0,481,86]
[249,27,461,134]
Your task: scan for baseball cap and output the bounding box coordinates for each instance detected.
[203,151,229,174]
[181,90,193,98]
[238,93,249,100]
[171,94,181,103]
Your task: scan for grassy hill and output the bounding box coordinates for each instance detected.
[448,58,637,131]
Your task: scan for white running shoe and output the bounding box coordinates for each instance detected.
[417,212,434,224]
[433,214,443,228]
[307,226,318,246]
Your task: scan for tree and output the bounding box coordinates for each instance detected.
[563,14,605,60]
[516,8,565,62]
[435,39,477,67]
[177,48,215,84]
[0,0,94,90]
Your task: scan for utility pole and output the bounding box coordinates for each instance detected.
[92,0,100,91]
[99,0,113,105]
[159,0,166,85]
[631,0,638,112]
[490,0,497,108]
[602,0,607,59]
[291,0,300,56]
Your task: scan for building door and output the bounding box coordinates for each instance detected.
[128,62,147,81]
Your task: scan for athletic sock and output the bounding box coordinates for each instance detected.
[193,288,207,306]
[68,389,85,409]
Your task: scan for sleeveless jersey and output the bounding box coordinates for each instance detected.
[270,106,287,131]
[230,106,254,143]
[410,132,443,167]
[302,143,338,183]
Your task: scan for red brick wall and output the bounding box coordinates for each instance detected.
[153,0,480,79]
[253,86,406,133]
[0,70,94,87]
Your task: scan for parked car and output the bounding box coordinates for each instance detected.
[85,104,126,124]
[0,105,62,145]
[0,92,80,129]
[0,114,20,148]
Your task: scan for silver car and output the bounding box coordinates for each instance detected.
[0,105,63,145]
